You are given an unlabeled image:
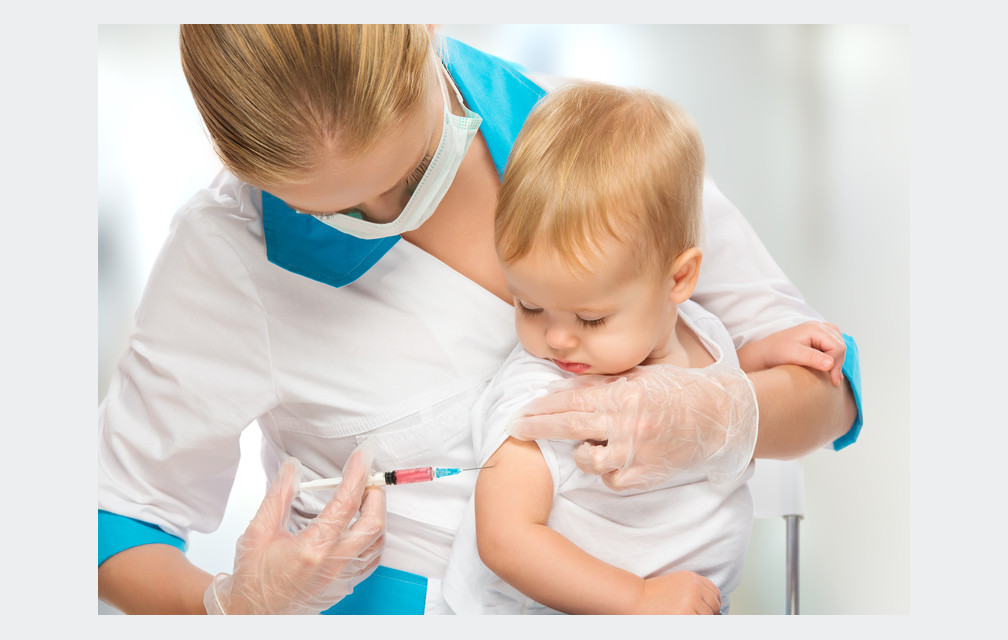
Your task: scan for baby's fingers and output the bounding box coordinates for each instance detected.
[778,340,835,374]
[808,325,846,385]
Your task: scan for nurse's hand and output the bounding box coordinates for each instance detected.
[508,363,758,490]
[204,447,386,614]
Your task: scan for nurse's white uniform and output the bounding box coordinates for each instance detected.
[98,170,516,595]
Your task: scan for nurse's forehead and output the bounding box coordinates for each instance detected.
[268,97,436,212]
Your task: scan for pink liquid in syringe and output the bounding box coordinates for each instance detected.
[386,467,435,485]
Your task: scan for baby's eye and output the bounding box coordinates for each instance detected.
[516,302,542,317]
[576,316,607,329]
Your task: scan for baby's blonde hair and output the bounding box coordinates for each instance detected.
[179,24,436,187]
[495,81,705,279]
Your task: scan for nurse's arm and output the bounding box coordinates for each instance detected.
[98,544,212,614]
[749,363,858,459]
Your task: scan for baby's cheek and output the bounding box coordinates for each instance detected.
[592,338,649,375]
[515,326,546,360]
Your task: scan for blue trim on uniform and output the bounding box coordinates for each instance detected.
[259,37,545,289]
[98,510,186,566]
[442,37,547,177]
[321,566,427,615]
[832,333,863,450]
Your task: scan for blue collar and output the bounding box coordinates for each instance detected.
[260,37,546,288]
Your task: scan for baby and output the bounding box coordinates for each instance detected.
[442,81,844,614]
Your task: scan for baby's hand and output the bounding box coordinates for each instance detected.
[634,571,721,614]
[737,321,846,386]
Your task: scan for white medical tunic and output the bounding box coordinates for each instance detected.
[97,170,517,583]
[442,301,754,614]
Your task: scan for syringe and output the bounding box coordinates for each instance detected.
[298,466,491,491]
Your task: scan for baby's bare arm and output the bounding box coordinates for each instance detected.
[475,437,718,614]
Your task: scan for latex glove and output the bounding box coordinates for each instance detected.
[737,321,847,386]
[508,363,758,490]
[204,446,386,614]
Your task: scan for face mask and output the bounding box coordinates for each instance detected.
[307,68,482,240]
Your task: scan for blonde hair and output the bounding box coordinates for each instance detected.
[495,81,705,279]
[179,24,436,186]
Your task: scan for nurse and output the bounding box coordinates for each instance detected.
[98,25,862,614]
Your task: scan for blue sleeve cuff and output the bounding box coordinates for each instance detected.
[99,509,187,566]
[831,333,863,451]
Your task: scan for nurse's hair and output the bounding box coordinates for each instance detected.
[179,24,436,187]
[495,81,705,279]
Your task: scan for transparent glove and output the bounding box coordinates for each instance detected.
[508,363,758,490]
[204,446,386,614]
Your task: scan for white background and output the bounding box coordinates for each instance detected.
[97,23,920,618]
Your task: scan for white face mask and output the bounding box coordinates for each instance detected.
[307,68,482,240]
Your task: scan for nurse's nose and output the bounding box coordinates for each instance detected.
[545,323,578,351]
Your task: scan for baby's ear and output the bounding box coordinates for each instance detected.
[668,248,702,304]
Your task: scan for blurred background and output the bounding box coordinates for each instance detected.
[98,24,909,615]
